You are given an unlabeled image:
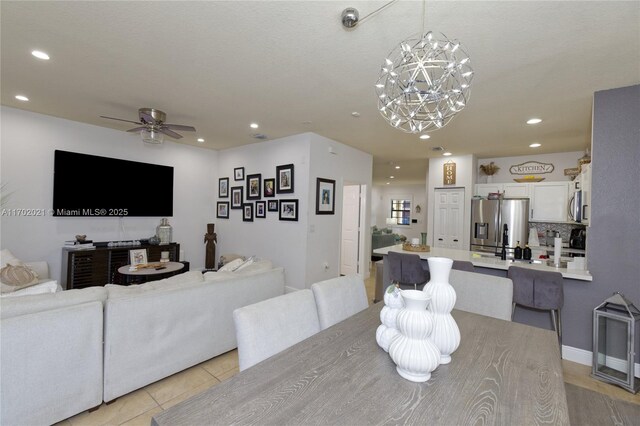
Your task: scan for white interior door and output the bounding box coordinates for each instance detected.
[433,188,465,249]
[341,185,360,275]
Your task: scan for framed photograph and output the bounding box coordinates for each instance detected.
[276,164,294,194]
[243,203,254,222]
[267,200,279,212]
[218,177,229,198]
[246,173,262,200]
[279,199,298,221]
[256,201,266,218]
[263,178,275,198]
[216,201,229,218]
[230,186,243,209]
[234,167,245,181]
[129,248,148,266]
[315,178,336,215]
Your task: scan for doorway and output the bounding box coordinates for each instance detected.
[340,184,367,277]
[433,187,465,249]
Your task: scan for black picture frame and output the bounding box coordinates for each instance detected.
[246,173,262,200]
[216,201,229,218]
[218,177,229,198]
[256,201,266,218]
[234,167,245,181]
[230,186,243,209]
[267,200,279,212]
[315,178,336,215]
[243,203,254,222]
[279,199,298,221]
[276,164,294,194]
[263,178,275,198]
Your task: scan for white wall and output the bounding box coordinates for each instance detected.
[1,107,217,283]
[307,133,372,286]
[371,184,427,240]
[477,151,584,183]
[215,132,372,291]
[427,155,475,248]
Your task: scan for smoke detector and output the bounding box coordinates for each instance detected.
[252,133,268,140]
[431,146,445,152]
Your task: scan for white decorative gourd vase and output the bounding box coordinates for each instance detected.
[423,257,460,364]
[376,285,404,352]
[388,290,441,382]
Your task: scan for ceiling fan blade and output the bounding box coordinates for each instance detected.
[126,126,148,133]
[100,116,143,125]
[159,128,183,139]
[163,124,196,132]
[139,111,155,124]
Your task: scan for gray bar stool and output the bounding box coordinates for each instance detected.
[387,251,430,290]
[508,266,564,345]
[452,260,475,272]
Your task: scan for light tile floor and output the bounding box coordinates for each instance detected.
[58,264,638,425]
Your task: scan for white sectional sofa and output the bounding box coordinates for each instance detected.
[0,264,285,425]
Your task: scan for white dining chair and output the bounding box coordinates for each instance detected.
[448,270,513,321]
[233,289,320,371]
[311,275,369,330]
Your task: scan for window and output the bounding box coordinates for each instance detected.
[390,199,411,225]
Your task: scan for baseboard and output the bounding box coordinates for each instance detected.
[562,345,640,378]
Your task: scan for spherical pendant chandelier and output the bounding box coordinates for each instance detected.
[375,31,473,133]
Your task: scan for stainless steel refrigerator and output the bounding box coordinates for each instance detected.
[470,198,530,256]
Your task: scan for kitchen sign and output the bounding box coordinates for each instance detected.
[443,162,456,185]
[509,161,554,175]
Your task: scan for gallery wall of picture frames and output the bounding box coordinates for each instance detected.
[217,163,302,221]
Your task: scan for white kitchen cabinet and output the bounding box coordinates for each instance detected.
[503,183,530,198]
[474,184,502,197]
[530,182,569,222]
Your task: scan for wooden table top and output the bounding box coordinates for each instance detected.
[117,261,184,276]
[152,303,569,425]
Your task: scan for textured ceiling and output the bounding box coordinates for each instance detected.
[2,1,638,184]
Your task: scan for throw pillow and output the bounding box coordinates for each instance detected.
[234,256,256,272]
[0,264,40,293]
[0,249,23,268]
[218,258,244,272]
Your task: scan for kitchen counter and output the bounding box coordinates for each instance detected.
[373,244,592,282]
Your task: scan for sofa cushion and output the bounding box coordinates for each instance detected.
[0,280,60,298]
[218,258,244,272]
[0,264,39,293]
[0,286,107,319]
[106,270,204,299]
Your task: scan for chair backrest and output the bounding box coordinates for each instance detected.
[387,252,430,287]
[448,270,514,321]
[233,289,320,371]
[311,275,369,330]
[507,266,564,310]
[452,260,475,272]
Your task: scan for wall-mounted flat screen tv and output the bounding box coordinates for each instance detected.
[53,150,174,217]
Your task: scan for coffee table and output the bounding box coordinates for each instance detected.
[117,261,184,284]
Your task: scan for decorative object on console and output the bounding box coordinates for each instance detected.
[217,202,229,219]
[276,164,294,194]
[75,234,87,243]
[160,251,170,263]
[230,187,243,209]
[376,285,404,352]
[129,249,148,266]
[315,178,336,215]
[234,167,245,181]
[148,235,160,245]
[219,177,229,198]
[389,290,441,382]
[204,224,217,271]
[246,174,262,200]
[156,218,172,244]
[279,199,298,221]
[423,257,460,364]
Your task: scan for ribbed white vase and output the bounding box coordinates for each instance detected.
[423,257,460,364]
[388,290,441,382]
[376,285,404,352]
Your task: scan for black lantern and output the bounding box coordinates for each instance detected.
[592,292,639,393]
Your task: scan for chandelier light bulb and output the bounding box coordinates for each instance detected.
[375,32,473,134]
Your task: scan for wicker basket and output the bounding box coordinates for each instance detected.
[402,243,430,252]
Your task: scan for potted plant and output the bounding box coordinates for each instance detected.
[479,162,500,183]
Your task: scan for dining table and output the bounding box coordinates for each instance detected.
[152,303,569,425]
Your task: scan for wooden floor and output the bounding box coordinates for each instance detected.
[56,263,639,425]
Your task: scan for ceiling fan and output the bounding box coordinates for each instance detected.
[100,108,196,144]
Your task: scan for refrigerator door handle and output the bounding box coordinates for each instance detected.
[495,208,501,244]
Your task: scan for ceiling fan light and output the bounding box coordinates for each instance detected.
[141,129,164,144]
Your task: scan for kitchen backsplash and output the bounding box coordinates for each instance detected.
[530,222,586,244]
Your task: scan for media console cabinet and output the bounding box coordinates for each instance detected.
[62,242,182,289]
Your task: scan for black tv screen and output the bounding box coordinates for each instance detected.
[53,150,174,217]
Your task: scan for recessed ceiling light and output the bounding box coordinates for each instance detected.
[443,152,452,156]
[31,50,50,60]
[351,112,360,117]
[386,182,390,185]
[529,143,541,148]
[197,138,205,143]
[395,166,400,169]
[419,134,431,140]
[389,176,395,179]
[526,118,542,125]
[15,95,29,101]
[250,123,259,129]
